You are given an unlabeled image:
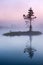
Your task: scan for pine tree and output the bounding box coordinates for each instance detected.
[23,8,36,31]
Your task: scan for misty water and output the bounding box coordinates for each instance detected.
[0,28,43,65]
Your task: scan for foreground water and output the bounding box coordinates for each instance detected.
[0,29,43,65]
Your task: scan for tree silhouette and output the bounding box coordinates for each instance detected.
[23,7,36,31]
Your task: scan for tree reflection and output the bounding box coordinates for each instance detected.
[24,31,36,59]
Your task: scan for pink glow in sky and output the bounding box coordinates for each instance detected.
[0,0,43,22]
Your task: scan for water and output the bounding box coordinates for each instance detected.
[0,29,43,65]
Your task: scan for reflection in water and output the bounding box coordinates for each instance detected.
[24,31,36,59]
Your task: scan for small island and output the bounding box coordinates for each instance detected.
[3,8,42,36]
[3,31,42,36]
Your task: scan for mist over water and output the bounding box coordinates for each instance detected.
[0,20,43,33]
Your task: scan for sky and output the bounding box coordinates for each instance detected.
[0,0,43,29]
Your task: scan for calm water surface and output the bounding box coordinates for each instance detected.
[0,29,43,65]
